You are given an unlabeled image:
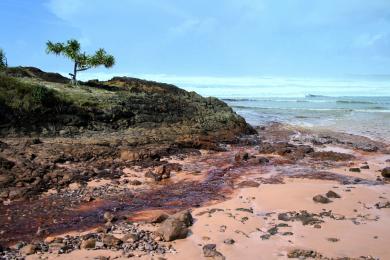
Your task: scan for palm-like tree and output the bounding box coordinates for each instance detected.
[46,39,115,84]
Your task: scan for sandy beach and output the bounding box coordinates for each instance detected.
[1,123,388,260]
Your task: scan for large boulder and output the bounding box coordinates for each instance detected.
[156,210,193,241]
[156,218,189,242]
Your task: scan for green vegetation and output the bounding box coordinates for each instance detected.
[46,39,115,84]
[0,48,7,70]
[0,74,66,113]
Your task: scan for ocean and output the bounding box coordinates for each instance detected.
[178,76,390,142]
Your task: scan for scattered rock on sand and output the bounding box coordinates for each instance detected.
[80,238,96,249]
[375,201,390,209]
[20,244,37,255]
[327,237,339,242]
[203,244,225,260]
[325,190,341,199]
[103,212,116,223]
[235,151,250,162]
[349,168,361,173]
[360,165,370,169]
[223,239,235,245]
[102,234,122,247]
[313,194,332,204]
[381,167,390,178]
[237,180,260,188]
[287,249,322,259]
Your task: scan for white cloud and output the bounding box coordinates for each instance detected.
[354,33,387,48]
[46,0,84,21]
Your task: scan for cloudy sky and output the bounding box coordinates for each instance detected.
[1,0,390,81]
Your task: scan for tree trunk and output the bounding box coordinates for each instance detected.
[73,62,78,85]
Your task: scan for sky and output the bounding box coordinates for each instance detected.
[1,0,390,83]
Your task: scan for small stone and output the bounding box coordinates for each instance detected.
[325,190,341,199]
[102,234,122,247]
[349,168,361,173]
[223,238,235,245]
[267,226,278,235]
[327,237,339,242]
[103,212,116,223]
[20,244,37,255]
[313,194,331,204]
[360,165,370,169]
[203,244,225,259]
[81,238,96,249]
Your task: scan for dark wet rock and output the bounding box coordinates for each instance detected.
[278,213,291,221]
[203,244,225,259]
[267,226,278,235]
[375,201,390,209]
[278,211,325,226]
[258,157,270,165]
[313,194,332,204]
[80,238,96,249]
[236,207,254,213]
[287,249,322,259]
[326,190,341,199]
[311,151,354,161]
[257,142,313,160]
[260,234,271,240]
[223,239,235,245]
[349,168,361,173]
[237,180,260,188]
[360,165,370,169]
[235,151,250,162]
[381,167,390,178]
[0,157,15,170]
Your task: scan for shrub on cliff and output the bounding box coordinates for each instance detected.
[0,74,64,113]
[0,48,7,71]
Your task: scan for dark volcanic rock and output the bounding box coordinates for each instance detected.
[311,151,354,161]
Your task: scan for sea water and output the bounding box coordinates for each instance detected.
[179,76,390,142]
